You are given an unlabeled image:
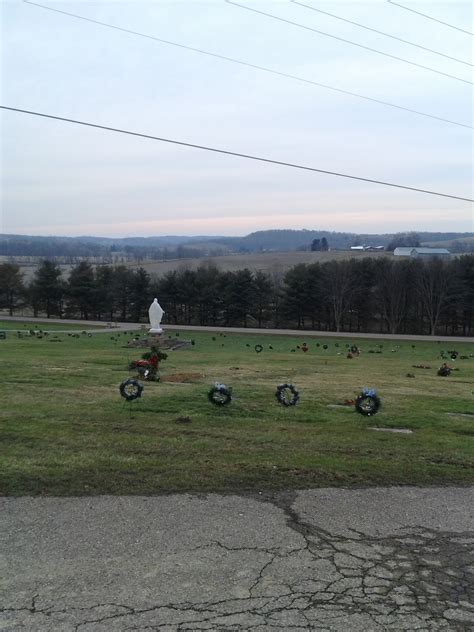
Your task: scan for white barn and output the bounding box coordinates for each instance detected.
[393,247,451,258]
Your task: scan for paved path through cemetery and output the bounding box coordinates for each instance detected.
[1,487,473,631]
[2,316,474,343]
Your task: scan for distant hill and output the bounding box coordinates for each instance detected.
[1,230,473,258]
[421,236,474,253]
[218,230,474,252]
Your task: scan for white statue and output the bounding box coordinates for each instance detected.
[148,298,165,333]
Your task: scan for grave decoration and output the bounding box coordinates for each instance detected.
[119,378,144,401]
[301,343,309,353]
[437,363,452,377]
[275,383,300,407]
[129,346,167,381]
[254,344,263,353]
[208,383,232,406]
[355,388,381,416]
[0,331,6,340]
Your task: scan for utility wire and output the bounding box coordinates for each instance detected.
[291,0,472,67]
[22,1,473,130]
[387,1,474,36]
[226,0,472,85]
[1,106,472,202]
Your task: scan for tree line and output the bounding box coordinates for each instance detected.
[0,256,473,335]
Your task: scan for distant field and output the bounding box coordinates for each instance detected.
[9,250,391,282]
[125,250,391,279]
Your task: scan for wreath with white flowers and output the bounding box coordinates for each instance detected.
[254,344,263,353]
[119,378,144,401]
[208,383,232,406]
[276,383,300,407]
[355,388,381,416]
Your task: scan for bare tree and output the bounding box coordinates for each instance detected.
[415,259,453,335]
[321,260,355,332]
[376,259,410,334]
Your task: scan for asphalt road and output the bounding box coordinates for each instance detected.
[1,488,473,631]
[2,315,474,343]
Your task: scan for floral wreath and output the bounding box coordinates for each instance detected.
[119,378,144,401]
[254,344,263,353]
[208,383,232,406]
[276,383,300,407]
[355,388,381,416]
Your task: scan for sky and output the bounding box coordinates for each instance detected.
[0,0,473,237]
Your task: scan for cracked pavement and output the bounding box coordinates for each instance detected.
[1,488,473,631]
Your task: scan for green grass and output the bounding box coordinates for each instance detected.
[0,320,104,331]
[0,327,473,495]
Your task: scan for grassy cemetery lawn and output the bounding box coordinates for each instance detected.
[0,326,473,495]
[0,320,105,331]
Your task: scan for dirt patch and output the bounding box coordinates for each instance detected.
[161,372,203,383]
[127,338,192,351]
[175,416,192,424]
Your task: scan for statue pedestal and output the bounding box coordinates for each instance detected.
[149,331,163,339]
[149,327,163,334]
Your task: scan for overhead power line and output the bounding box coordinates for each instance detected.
[226,0,472,85]
[387,1,474,36]
[291,0,472,67]
[22,1,472,129]
[1,106,472,203]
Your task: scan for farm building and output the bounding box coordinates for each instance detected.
[393,247,451,258]
[350,245,384,251]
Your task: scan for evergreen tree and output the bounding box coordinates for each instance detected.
[0,263,25,315]
[66,262,95,319]
[95,265,115,320]
[112,266,134,321]
[29,260,64,318]
[252,271,275,327]
[130,267,151,322]
[194,264,223,326]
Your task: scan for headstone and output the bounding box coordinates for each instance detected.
[369,427,413,434]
